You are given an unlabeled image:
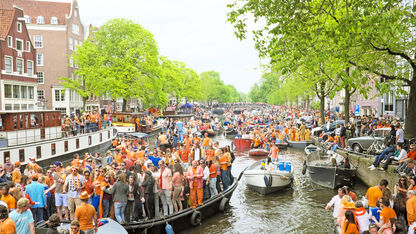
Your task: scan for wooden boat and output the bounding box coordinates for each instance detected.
[276,142,289,150]
[304,144,321,155]
[112,112,162,135]
[224,128,237,138]
[200,129,217,137]
[303,151,357,189]
[232,138,253,150]
[248,149,269,156]
[287,140,313,149]
[244,161,293,195]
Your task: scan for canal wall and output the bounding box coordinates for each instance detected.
[311,137,400,187]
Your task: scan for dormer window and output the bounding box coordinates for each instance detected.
[24,15,31,24]
[51,17,58,25]
[37,16,45,24]
[17,22,22,33]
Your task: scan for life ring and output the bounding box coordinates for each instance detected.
[219,197,229,212]
[190,210,202,226]
[302,160,307,175]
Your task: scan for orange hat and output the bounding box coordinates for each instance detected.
[71,166,78,171]
[14,162,21,166]
[79,191,89,200]
[344,202,356,209]
[32,174,38,179]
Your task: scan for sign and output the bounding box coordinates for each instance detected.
[354,105,360,116]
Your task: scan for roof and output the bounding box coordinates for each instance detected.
[0,9,14,39]
[0,0,72,25]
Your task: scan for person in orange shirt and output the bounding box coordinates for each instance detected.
[202,133,211,150]
[0,185,15,211]
[205,145,215,162]
[184,136,192,149]
[219,149,230,190]
[341,210,359,234]
[0,204,15,234]
[407,190,416,231]
[208,161,218,197]
[112,139,118,148]
[372,197,396,231]
[71,154,81,168]
[12,162,22,184]
[74,191,97,233]
[366,179,388,209]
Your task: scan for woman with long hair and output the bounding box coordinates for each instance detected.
[394,176,408,197]
[172,163,184,212]
[142,170,155,219]
[112,173,128,223]
[341,210,359,234]
[100,173,113,218]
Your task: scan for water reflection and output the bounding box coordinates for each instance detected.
[186,135,367,234]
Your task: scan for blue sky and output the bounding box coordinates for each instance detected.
[77,0,263,93]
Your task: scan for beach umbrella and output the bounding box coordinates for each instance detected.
[180,103,194,108]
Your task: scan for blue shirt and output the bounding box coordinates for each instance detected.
[176,121,184,131]
[149,155,162,168]
[25,181,46,208]
[9,209,34,234]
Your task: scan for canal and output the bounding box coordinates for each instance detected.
[187,135,368,234]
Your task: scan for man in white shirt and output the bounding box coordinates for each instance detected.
[396,123,404,145]
[325,187,346,218]
[200,160,210,200]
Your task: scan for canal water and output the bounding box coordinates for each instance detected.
[186,135,368,234]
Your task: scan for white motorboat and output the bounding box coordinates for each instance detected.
[304,144,321,155]
[244,161,293,195]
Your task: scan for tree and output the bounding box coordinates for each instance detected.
[228,0,416,138]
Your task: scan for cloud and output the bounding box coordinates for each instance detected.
[77,0,262,93]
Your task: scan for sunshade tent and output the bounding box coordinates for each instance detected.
[180,103,194,108]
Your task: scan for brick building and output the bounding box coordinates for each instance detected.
[0,6,37,111]
[1,0,100,115]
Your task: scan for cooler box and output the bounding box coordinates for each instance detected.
[285,162,292,172]
[278,161,285,171]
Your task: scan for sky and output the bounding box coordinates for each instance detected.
[76,0,263,93]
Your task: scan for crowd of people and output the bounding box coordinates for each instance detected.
[0,125,234,233]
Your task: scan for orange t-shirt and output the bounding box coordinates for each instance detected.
[271,146,279,159]
[181,149,189,163]
[0,217,16,234]
[209,164,217,178]
[112,140,118,147]
[0,194,15,210]
[380,207,397,224]
[71,159,80,168]
[203,138,211,147]
[205,149,215,162]
[341,221,360,234]
[74,203,96,231]
[366,186,382,207]
[219,155,228,171]
[184,138,192,149]
[137,150,145,159]
[408,150,416,160]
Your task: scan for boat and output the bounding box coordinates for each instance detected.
[224,128,237,139]
[232,138,253,150]
[244,161,293,195]
[303,151,357,189]
[287,140,313,149]
[276,142,289,150]
[0,110,117,167]
[304,144,321,155]
[36,218,128,234]
[248,149,269,156]
[112,112,162,135]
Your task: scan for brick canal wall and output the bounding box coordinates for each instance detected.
[311,137,401,187]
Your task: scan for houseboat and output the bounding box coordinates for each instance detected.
[0,111,117,166]
[112,112,163,135]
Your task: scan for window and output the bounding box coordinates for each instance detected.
[36,146,41,159]
[37,16,45,24]
[72,24,80,35]
[26,41,30,52]
[64,141,68,152]
[7,36,12,48]
[51,17,58,25]
[69,38,73,50]
[19,149,24,162]
[5,105,12,110]
[33,35,42,48]
[16,59,23,75]
[17,22,22,32]
[5,56,12,73]
[21,104,27,110]
[13,85,20,98]
[69,57,73,67]
[55,90,65,101]
[24,15,31,24]
[51,143,56,155]
[37,53,43,66]
[74,40,78,51]
[28,87,34,99]
[21,86,27,99]
[14,104,20,110]
[76,138,79,149]
[27,61,33,76]
[37,72,44,84]
[4,85,12,98]
[37,90,45,100]
[88,136,92,145]
[16,39,23,51]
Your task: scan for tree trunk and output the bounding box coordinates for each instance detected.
[306,95,310,112]
[344,85,350,124]
[82,97,87,111]
[320,95,325,124]
[122,98,127,112]
[405,78,416,139]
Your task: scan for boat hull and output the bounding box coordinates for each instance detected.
[306,152,357,189]
[232,138,253,150]
[288,140,313,149]
[276,143,289,150]
[248,149,269,156]
[244,170,292,195]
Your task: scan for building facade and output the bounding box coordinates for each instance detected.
[0,6,37,111]
[1,0,100,115]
